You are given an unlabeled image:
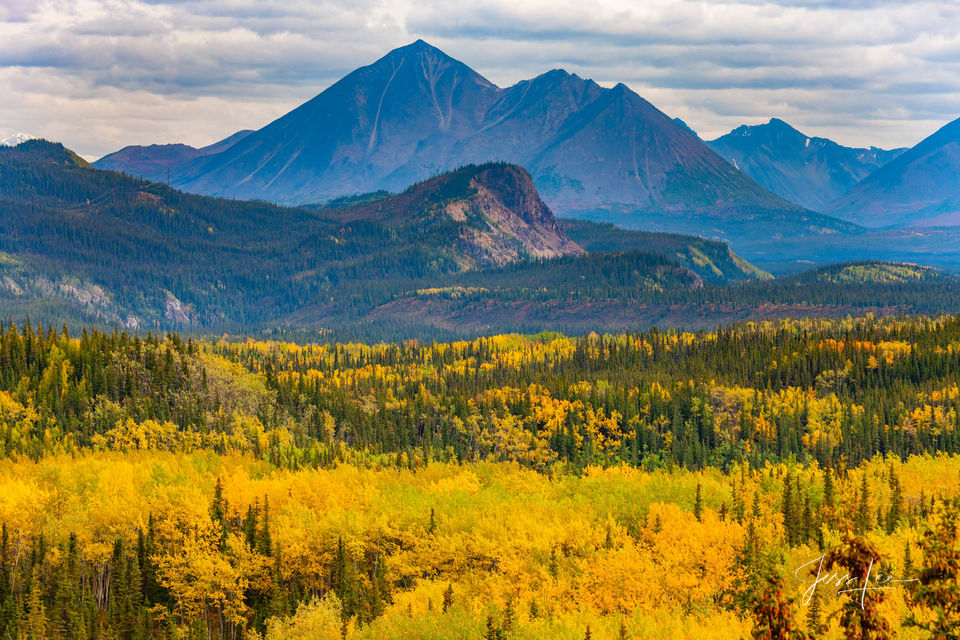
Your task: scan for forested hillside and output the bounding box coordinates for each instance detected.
[0,318,958,639]
[0,141,777,336]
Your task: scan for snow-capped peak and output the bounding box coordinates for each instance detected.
[0,132,38,147]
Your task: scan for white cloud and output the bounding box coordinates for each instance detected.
[1,0,957,157]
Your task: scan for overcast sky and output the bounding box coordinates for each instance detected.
[2,0,958,159]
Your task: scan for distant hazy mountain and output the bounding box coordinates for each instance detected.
[94,130,253,182]
[824,117,960,227]
[707,119,905,211]
[89,40,861,244]
[0,132,37,147]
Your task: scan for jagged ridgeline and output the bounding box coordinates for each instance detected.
[0,140,763,334]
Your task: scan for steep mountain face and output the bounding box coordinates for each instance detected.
[707,119,906,211]
[86,40,840,244]
[93,130,253,182]
[823,117,960,227]
[465,79,795,213]
[176,40,498,200]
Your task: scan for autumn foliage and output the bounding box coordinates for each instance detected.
[0,317,958,638]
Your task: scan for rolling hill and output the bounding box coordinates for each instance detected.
[93,130,254,183]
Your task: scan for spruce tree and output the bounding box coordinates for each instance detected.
[805,585,823,636]
[886,470,903,534]
[26,566,47,640]
[782,475,796,546]
[824,533,890,640]
[694,483,704,522]
[823,469,836,516]
[210,478,229,547]
[259,496,273,556]
[442,583,454,613]
[905,502,960,639]
[749,575,811,640]
[801,493,813,546]
[855,473,872,534]
[502,598,515,635]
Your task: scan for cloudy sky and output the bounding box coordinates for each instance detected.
[2,0,958,159]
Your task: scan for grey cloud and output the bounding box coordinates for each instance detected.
[1,0,958,156]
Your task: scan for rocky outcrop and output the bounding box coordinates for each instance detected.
[446,164,584,267]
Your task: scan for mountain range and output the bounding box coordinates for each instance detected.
[95,40,856,247]
[823,117,960,227]
[35,38,960,278]
[706,118,905,211]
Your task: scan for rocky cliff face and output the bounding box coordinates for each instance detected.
[447,164,584,267]
[329,162,584,269]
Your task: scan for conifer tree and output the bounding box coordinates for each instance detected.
[886,470,903,534]
[782,475,796,545]
[824,533,890,640]
[750,575,811,640]
[906,502,960,639]
[823,468,836,516]
[243,501,259,550]
[442,584,454,613]
[210,478,229,548]
[694,483,704,522]
[805,585,823,636]
[26,566,47,640]
[855,473,872,534]
[801,493,813,546]
[500,598,516,637]
[259,497,273,557]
